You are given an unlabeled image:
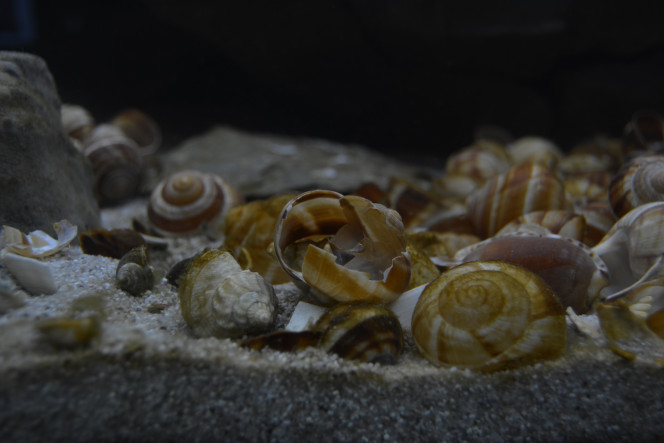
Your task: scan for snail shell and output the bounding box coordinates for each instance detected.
[79,228,146,259]
[148,170,243,238]
[608,155,664,219]
[110,108,162,157]
[313,302,403,365]
[495,210,586,242]
[453,233,609,314]
[444,140,510,183]
[412,261,566,371]
[115,245,154,296]
[83,124,143,205]
[622,110,664,159]
[37,316,101,348]
[223,194,295,285]
[506,136,563,170]
[178,249,277,338]
[274,190,411,305]
[60,103,95,146]
[386,177,451,231]
[466,163,568,238]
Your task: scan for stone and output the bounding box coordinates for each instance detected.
[0,51,100,234]
[159,125,433,198]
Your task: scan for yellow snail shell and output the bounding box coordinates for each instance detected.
[83,124,143,205]
[411,261,566,371]
[274,190,411,306]
[466,162,568,238]
[608,155,664,219]
[148,170,243,238]
[178,249,277,338]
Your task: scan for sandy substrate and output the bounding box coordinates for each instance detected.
[1,198,664,441]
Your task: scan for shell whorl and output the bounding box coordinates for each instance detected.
[609,155,664,219]
[411,261,566,371]
[148,170,242,237]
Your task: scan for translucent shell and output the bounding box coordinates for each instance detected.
[178,249,277,338]
[454,233,609,314]
[274,190,411,305]
[411,261,566,371]
[608,155,664,219]
[466,163,568,238]
[148,170,243,238]
[83,124,143,205]
[2,220,77,258]
[223,194,295,285]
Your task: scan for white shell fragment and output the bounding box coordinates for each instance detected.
[388,283,427,332]
[2,220,77,258]
[1,251,58,294]
[285,301,327,332]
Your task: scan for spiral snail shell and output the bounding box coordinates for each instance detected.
[60,103,95,146]
[110,108,162,157]
[411,261,566,371]
[148,170,243,238]
[115,245,154,296]
[274,190,411,306]
[608,155,664,219]
[82,124,143,205]
[178,249,277,338]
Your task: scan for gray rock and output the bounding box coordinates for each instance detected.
[0,51,100,234]
[159,125,433,198]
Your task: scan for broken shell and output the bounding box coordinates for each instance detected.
[115,245,154,296]
[2,220,77,258]
[313,302,404,365]
[79,228,146,259]
[412,261,566,371]
[148,170,243,238]
[274,190,411,305]
[1,251,58,295]
[178,249,277,338]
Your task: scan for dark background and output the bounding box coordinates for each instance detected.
[3,0,664,166]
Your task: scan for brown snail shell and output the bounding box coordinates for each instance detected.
[79,228,146,259]
[608,155,664,219]
[466,163,568,238]
[411,261,566,371]
[313,302,403,365]
[82,124,143,205]
[452,233,610,314]
[178,249,277,338]
[444,140,510,183]
[385,177,452,231]
[110,108,162,157]
[506,136,563,170]
[115,245,154,296]
[148,170,243,238]
[274,190,411,306]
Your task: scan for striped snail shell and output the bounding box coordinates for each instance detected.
[60,103,95,147]
[608,155,664,219]
[178,249,277,338]
[82,124,143,205]
[411,261,566,371]
[115,245,154,296]
[274,190,411,306]
[506,136,563,170]
[453,233,609,314]
[110,109,162,157]
[148,170,243,238]
[313,302,403,365]
[466,162,568,238]
[444,140,511,183]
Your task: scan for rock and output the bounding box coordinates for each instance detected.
[159,125,433,198]
[0,51,100,234]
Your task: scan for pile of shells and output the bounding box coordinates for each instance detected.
[16,108,664,371]
[61,104,162,206]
